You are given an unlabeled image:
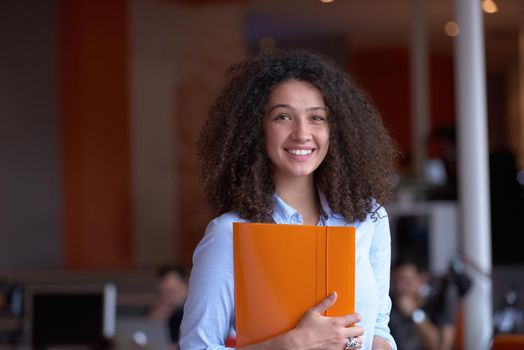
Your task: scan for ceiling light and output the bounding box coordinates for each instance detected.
[320,0,334,3]
[482,0,498,14]
[444,21,460,37]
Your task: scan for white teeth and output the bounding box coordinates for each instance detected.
[287,149,313,156]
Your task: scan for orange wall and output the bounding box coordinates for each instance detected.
[350,47,455,155]
[59,0,132,269]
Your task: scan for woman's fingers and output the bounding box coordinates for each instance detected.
[337,312,362,327]
[309,292,338,315]
[294,296,366,350]
[343,325,365,337]
[308,293,363,328]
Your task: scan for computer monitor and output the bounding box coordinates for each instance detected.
[24,283,116,348]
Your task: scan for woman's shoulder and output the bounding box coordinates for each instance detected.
[204,211,249,237]
[340,200,389,232]
[193,211,249,263]
[208,211,249,226]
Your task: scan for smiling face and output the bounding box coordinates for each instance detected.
[263,79,330,186]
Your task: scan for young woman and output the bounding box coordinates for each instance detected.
[179,49,398,350]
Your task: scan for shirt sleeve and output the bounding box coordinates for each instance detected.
[179,215,237,350]
[369,205,398,350]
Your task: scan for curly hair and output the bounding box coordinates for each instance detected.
[198,49,398,223]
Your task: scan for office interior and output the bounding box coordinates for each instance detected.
[1,0,524,348]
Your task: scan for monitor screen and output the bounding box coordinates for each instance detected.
[24,284,116,348]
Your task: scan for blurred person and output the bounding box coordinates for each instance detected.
[425,125,457,200]
[389,258,455,350]
[148,265,189,347]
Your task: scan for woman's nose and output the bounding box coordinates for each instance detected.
[291,119,311,141]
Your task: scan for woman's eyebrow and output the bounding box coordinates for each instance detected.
[306,106,327,112]
[266,104,327,113]
[266,104,292,113]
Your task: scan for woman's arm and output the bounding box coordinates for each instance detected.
[369,206,397,349]
[179,217,236,350]
[372,336,392,350]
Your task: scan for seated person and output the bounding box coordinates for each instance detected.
[389,258,456,350]
[147,265,188,346]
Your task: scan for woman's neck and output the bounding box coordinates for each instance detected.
[274,175,320,225]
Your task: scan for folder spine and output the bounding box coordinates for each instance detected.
[316,227,327,315]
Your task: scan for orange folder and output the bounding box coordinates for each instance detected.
[233,222,356,347]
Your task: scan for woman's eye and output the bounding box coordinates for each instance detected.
[275,114,291,121]
[312,115,326,122]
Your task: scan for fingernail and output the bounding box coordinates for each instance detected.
[330,291,337,298]
[356,313,361,321]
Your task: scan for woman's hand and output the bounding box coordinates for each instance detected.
[241,292,364,350]
[289,292,365,350]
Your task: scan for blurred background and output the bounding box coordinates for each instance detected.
[1,0,524,348]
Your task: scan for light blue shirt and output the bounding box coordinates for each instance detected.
[180,193,397,350]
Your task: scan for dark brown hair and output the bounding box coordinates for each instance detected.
[198,49,398,223]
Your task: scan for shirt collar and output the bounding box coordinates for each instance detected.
[271,194,301,224]
[271,191,344,225]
